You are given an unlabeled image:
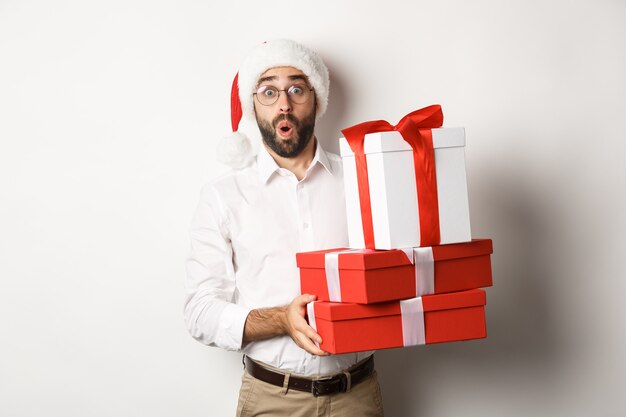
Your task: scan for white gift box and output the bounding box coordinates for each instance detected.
[339,127,472,250]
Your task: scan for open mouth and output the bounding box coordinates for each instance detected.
[276,121,294,138]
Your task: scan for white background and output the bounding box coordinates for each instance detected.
[1,0,625,416]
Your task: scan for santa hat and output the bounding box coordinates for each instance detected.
[218,39,330,169]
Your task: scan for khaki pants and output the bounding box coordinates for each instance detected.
[236,368,384,417]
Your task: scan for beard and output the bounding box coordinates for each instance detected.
[256,110,316,158]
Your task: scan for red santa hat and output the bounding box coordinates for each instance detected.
[218,39,330,169]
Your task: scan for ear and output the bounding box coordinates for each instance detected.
[252,94,260,118]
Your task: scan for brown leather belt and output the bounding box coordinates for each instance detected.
[244,355,375,397]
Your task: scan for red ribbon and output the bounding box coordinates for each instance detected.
[341,105,444,248]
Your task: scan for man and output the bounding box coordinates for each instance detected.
[185,39,384,416]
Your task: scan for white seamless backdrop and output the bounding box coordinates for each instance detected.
[1,0,625,416]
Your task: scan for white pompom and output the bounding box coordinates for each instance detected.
[217,131,256,169]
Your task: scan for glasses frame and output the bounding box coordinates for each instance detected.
[253,84,315,106]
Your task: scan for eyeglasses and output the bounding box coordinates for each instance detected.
[254,83,314,106]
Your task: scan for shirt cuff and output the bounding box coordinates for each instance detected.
[215,303,252,352]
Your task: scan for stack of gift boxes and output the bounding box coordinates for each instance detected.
[296,105,494,354]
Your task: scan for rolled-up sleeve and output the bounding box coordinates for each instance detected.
[184,183,251,351]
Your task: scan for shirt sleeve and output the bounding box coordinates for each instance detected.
[184,183,251,351]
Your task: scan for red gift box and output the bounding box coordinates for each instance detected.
[297,239,493,304]
[307,289,487,354]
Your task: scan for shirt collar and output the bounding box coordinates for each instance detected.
[256,138,335,184]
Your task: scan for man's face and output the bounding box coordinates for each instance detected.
[253,66,316,158]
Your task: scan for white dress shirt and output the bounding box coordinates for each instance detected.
[185,140,372,376]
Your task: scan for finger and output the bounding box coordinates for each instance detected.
[293,323,322,346]
[293,331,323,353]
[301,325,323,345]
[295,332,329,356]
[295,293,317,306]
[290,312,322,344]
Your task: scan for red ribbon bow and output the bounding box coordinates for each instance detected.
[341,105,444,248]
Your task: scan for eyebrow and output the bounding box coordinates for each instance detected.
[257,74,310,85]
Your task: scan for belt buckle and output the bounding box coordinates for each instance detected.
[311,374,347,397]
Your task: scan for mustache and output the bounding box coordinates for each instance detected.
[272,114,299,128]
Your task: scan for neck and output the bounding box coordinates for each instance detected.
[265,136,317,181]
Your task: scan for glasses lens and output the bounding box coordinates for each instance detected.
[256,85,279,105]
[287,84,311,104]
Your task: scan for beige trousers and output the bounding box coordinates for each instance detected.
[236,368,385,417]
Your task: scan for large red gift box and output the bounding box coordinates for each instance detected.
[297,239,493,304]
[307,289,487,354]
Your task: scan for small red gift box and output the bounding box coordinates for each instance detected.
[297,239,493,304]
[306,289,487,354]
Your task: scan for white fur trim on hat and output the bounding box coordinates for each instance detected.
[237,39,330,121]
[217,131,256,170]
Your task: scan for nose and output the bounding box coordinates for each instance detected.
[277,90,292,113]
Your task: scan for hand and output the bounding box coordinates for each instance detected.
[284,294,329,356]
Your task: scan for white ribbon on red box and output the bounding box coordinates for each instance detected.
[399,297,426,346]
[400,247,435,296]
[306,301,320,348]
[324,249,363,302]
